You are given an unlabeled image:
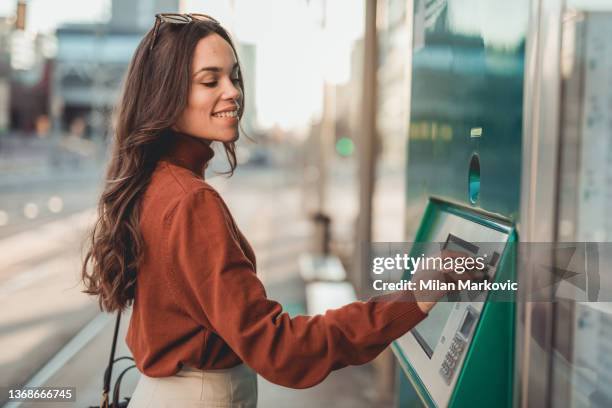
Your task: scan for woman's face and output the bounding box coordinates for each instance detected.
[174,33,242,143]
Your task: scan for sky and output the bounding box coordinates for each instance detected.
[0,0,364,130]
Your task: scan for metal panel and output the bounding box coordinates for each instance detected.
[405,0,528,237]
[394,198,516,407]
[517,0,564,407]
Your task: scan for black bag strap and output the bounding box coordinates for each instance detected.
[100,312,122,408]
[112,364,137,407]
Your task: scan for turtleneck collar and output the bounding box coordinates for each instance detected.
[161,129,215,177]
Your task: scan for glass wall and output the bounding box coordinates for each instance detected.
[553,1,612,406]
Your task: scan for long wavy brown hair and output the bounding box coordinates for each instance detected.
[82,17,245,313]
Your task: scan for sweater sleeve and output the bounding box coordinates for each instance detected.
[165,187,427,389]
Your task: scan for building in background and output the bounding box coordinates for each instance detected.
[9,31,53,135]
[52,23,140,139]
[51,0,179,140]
[0,16,12,134]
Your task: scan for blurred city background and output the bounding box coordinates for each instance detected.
[0,0,406,406]
[2,0,612,407]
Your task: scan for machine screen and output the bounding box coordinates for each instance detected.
[459,308,477,338]
[412,233,479,358]
[413,302,454,358]
[406,207,510,359]
[444,234,479,256]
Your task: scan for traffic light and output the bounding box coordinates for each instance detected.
[335,136,354,157]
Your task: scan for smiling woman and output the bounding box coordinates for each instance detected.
[81,13,245,316]
[81,12,431,408]
[174,37,243,143]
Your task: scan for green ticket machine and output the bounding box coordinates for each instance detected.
[392,199,516,407]
[389,0,527,406]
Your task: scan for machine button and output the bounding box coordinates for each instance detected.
[453,337,465,348]
[439,367,453,384]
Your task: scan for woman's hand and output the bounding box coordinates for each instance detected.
[412,250,487,313]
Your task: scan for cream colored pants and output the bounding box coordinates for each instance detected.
[127,364,258,408]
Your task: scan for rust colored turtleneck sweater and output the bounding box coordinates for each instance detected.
[126,130,427,389]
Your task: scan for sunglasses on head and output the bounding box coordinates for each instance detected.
[149,13,220,52]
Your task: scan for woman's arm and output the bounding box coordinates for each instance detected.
[165,187,428,389]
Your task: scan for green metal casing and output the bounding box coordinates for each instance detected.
[392,199,516,407]
[393,0,528,406]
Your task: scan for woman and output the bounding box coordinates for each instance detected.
[82,13,447,408]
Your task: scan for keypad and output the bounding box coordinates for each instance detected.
[439,335,467,384]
